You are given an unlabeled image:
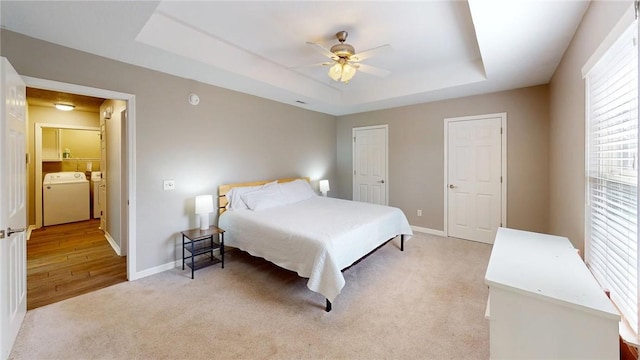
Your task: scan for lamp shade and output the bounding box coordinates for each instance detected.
[195,195,214,214]
[319,180,330,195]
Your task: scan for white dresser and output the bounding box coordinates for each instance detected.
[485,228,620,359]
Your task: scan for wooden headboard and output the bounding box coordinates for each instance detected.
[218,177,310,214]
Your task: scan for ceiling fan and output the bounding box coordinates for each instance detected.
[305,31,391,83]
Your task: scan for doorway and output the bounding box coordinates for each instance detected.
[26,88,127,308]
[444,113,506,244]
[352,125,389,205]
[22,76,137,280]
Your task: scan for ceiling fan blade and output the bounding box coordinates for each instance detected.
[351,44,391,62]
[356,63,390,78]
[306,41,337,60]
[288,62,332,70]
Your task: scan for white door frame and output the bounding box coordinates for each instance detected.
[443,112,507,237]
[23,76,138,281]
[34,123,100,229]
[352,124,389,205]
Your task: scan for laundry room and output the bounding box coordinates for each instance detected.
[25,88,104,229]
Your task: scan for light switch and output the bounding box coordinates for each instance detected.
[163,180,175,191]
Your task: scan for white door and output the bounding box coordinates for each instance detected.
[353,125,388,205]
[0,58,27,360]
[446,114,504,244]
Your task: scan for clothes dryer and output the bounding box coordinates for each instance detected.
[90,171,102,218]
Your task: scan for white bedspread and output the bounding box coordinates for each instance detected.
[218,196,413,302]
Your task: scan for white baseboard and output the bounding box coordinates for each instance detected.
[104,231,122,256]
[134,260,180,280]
[133,249,224,280]
[410,225,445,237]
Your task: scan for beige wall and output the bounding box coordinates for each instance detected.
[2,30,337,273]
[549,0,631,254]
[337,85,550,234]
[26,104,99,225]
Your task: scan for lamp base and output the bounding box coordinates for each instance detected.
[199,214,210,230]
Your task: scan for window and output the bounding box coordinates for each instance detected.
[585,20,638,333]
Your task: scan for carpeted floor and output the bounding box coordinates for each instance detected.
[9,232,492,359]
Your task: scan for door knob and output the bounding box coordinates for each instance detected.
[7,227,25,236]
[0,227,25,238]
[449,184,456,189]
[377,180,385,184]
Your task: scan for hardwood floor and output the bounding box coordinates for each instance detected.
[27,219,126,310]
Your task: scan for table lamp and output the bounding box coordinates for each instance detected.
[195,195,214,230]
[319,179,330,197]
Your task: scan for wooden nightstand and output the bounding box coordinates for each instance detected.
[181,226,224,279]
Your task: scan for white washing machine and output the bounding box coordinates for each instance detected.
[90,171,101,218]
[43,171,90,226]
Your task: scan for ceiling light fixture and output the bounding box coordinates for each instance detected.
[327,32,358,83]
[307,30,389,84]
[328,58,357,83]
[54,103,75,111]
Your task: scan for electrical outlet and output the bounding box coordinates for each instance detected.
[163,179,175,191]
[417,209,422,217]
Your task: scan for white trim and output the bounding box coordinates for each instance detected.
[584,72,592,264]
[22,76,131,101]
[135,260,180,279]
[136,248,225,280]
[443,112,507,238]
[103,231,122,256]
[22,76,138,281]
[411,225,445,237]
[443,120,449,236]
[582,3,636,78]
[352,124,389,205]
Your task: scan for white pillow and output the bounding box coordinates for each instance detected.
[225,181,276,210]
[279,179,316,204]
[241,181,287,211]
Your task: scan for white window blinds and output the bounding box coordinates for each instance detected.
[585,21,638,333]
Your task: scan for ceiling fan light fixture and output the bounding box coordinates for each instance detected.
[327,58,357,83]
[341,63,356,83]
[309,29,388,84]
[328,63,342,81]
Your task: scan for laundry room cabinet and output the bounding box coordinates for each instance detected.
[42,128,62,161]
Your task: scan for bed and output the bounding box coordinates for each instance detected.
[217,177,413,311]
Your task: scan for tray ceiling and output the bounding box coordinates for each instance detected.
[1,1,589,115]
